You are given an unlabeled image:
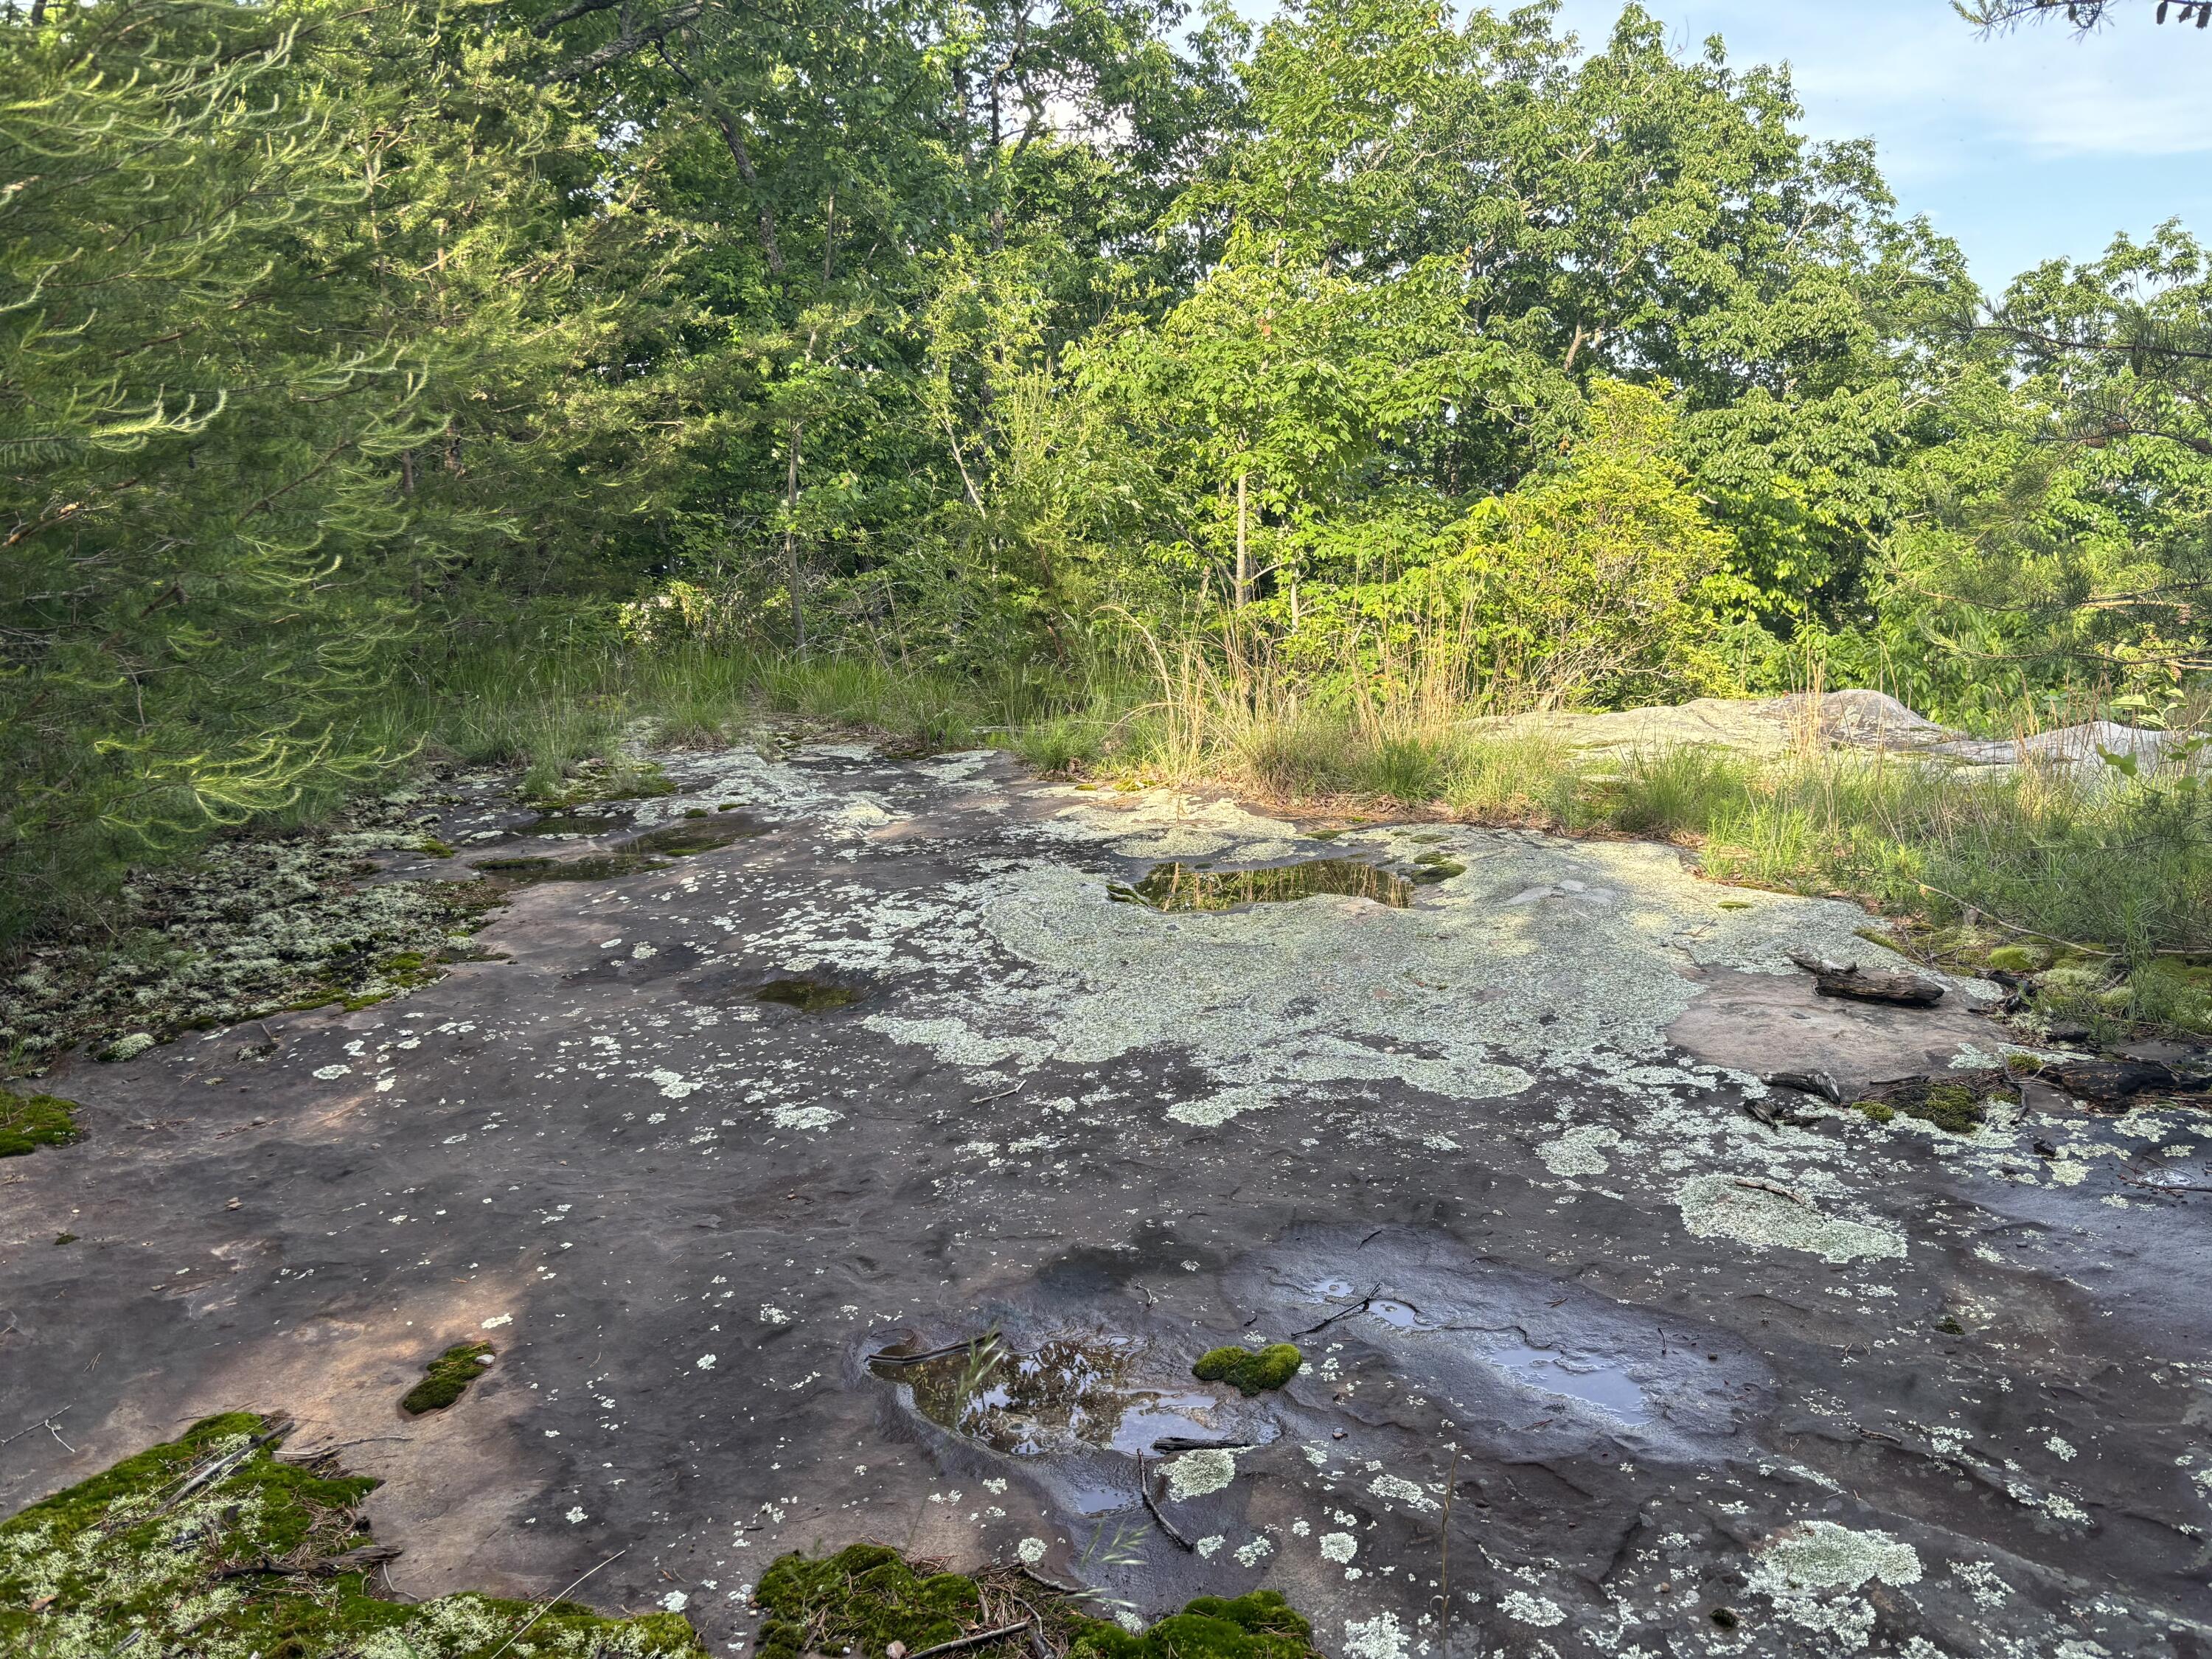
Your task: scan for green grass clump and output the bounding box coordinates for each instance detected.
[400,1342,495,1415]
[0,1412,701,1657]
[753,1545,1318,1659]
[0,1089,77,1158]
[1192,1343,1302,1395]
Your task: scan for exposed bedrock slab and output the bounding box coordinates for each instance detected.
[2,744,2209,1658]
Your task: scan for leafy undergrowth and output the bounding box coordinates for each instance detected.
[755,1544,1318,1659]
[401,1342,496,1415]
[0,789,498,1072]
[0,1413,702,1659]
[0,1088,77,1157]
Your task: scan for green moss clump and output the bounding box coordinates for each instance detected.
[1903,1082,1983,1135]
[755,1545,998,1659]
[683,807,709,818]
[1854,1099,1894,1124]
[418,838,457,858]
[754,1545,1319,1659]
[1986,944,2050,974]
[0,1088,77,1158]
[0,1412,702,1657]
[1193,1343,1302,1395]
[400,1342,494,1415]
[1069,1593,1315,1659]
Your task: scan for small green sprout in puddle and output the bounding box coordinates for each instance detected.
[1193,1342,1301,1395]
[0,1088,77,1158]
[0,1412,702,1656]
[1113,860,1411,913]
[1409,851,1465,884]
[400,1341,495,1415]
[755,1543,1318,1659]
[757,978,863,1012]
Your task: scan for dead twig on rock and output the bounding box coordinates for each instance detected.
[1731,1176,1810,1206]
[485,1549,626,1659]
[0,1405,71,1450]
[1294,1284,1382,1337]
[1787,950,1944,1007]
[908,1625,1032,1659]
[1134,1454,1192,1552]
[867,1335,999,1368]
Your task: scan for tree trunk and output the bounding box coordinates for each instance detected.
[1234,470,1249,609]
[784,422,805,650]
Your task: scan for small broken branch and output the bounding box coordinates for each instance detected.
[1135,1455,1193,1552]
[908,1623,1032,1659]
[1787,950,1944,1007]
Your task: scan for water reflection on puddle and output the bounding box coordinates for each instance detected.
[870,1335,1223,1466]
[1484,1342,1651,1424]
[1112,859,1412,913]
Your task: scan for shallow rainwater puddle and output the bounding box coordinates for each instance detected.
[1111,858,1412,913]
[470,852,672,883]
[1484,1342,1651,1423]
[627,813,768,855]
[528,810,636,836]
[757,977,863,1012]
[870,1335,1222,1464]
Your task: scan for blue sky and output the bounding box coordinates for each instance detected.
[1545,0,2211,292]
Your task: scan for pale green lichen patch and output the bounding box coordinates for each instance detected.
[1164,1448,1239,1501]
[1675,1174,1907,1264]
[0,792,494,1062]
[0,1413,701,1658]
[1747,1521,1923,1595]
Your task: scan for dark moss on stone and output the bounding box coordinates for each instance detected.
[627,814,767,855]
[757,978,863,1012]
[754,1544,1318,1659]
[400,1341,494,1415]
[0,1088,77,1158]
[1193,1342,1302,1394]
[0,1412,702,1656]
